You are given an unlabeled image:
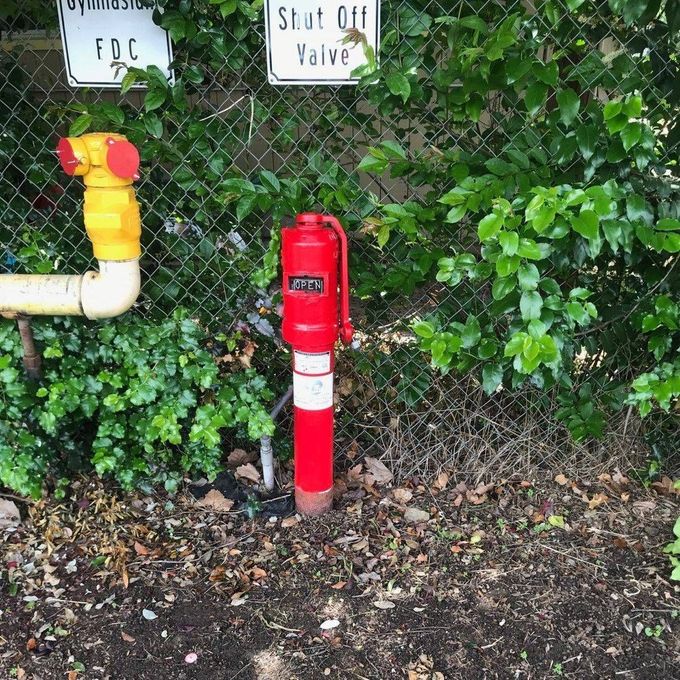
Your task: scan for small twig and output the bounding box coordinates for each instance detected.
[0,492,33,503]
[534,543,602,569]
[199,94,248,121]
[480,637,503,649]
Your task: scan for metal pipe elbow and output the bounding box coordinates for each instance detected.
[80,259,141,320]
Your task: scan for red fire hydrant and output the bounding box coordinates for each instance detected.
[281,213,354,516]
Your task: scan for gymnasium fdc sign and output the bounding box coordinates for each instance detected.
[264,1,380,85]
[57,0,174,88]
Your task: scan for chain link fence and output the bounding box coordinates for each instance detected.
[1,1,678,480]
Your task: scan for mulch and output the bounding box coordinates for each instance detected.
[1,463,679,679]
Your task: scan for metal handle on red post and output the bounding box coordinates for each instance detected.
[324,215,354,346]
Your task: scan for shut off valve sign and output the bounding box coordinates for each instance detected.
[264,0,380,85]
[57,0,174,88]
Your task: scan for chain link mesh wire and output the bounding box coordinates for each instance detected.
[1,1,678,480]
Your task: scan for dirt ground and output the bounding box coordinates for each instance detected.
[1,464,679,680]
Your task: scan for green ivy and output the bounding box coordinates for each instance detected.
[0,306,274,498]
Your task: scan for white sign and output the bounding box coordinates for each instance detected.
[294,350,331,375]
[57,0,174,88]
[293,372,334,410]
[264,1,380,86]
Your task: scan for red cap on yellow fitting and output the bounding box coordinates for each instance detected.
[56,133,142,261]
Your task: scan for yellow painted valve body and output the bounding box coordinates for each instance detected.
[59,132,142,261]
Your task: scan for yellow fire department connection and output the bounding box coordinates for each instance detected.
[0,133,142,319]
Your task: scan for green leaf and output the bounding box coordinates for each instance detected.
[525,83,548,117]
[492,276,515,300]
[357,154,388,174]
[626,195,653,225]
[497,254,520,276]
[566,0,587,9]
[517,238,543,260]
[459,16,488,32]
[400,7,432,36]
[566,301,590,325]
[556,89,580,126]
[603,100,622,120]
[531,206,556,233]
[100,103,125,125]
[518,263,540,291]
[621,122,642,151]
[657,218,680,231]
[570,210,599,240]
[184,65,204,84]
[478,212,504,241]
[485,158,514,175]
[386,72,411,103]
[412,320,435,338]
[623,95,642,118]
[120,71,137,94]
[377,223,390,248]
[144,88,166,112]
[446,204,467,223]
[461,317,482,348]
[69,113,92,136]
[606,114,628,134]
[536,61,559,87]
[144,113,163,138]
[504,332,528,357]
[499,231,519,256]
[380,140,407,160]
[576,124,598,161]
[220,0,238,17]
[520,291,543,320]
[259,170,280,193]
[482,364,504,394]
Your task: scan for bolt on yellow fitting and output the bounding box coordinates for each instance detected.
[57,132,142,261]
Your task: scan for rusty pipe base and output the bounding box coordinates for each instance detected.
[295,487,333,516]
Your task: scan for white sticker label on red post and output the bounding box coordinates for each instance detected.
[293,372,334,410]
[294,351,331,375]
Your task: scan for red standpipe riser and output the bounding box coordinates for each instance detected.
[281,213,353,516]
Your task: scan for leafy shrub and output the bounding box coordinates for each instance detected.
[664,511,680,581]
[0,310,274,498]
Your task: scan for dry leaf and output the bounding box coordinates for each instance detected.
[68,671,78,680]
[235,463,261,483]
[364,456,393,485]
[554,473,569,486]
[281,516,298,529]
[404,507,430,524]
[250,567,267,580]
[632,499,657,514]
[652,476,679,496]
[612,470,629,486]
[0,499,20,529]
[227,448,253,467]
[134,541,150,556]
[588,492,609,510]
[238,340,257,368]
[433,471,449,491]
[121,631,136,643]
[373,600,395,609]
[392,488,413,504]
[209,565,226,581]
[330,581,347,589]
[196,489,235,512]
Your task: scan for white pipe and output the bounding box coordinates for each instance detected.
[0,258,140,319]
[260,435,275,491]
